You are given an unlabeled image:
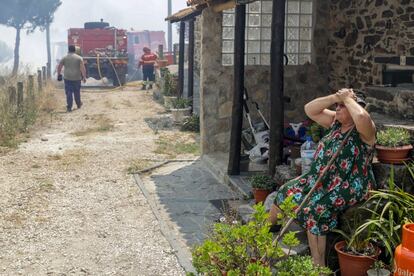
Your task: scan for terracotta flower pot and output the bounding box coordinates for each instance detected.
[335,240,380,276]
[375,144,413,164]
[253,188,271,204]
[394,223,414,275]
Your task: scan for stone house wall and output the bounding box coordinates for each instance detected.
[199,0,331,155]
[327,0,414,89]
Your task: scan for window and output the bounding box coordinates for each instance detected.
[222,0,313,66]
[134,35,140,44]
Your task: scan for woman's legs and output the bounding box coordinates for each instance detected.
[307,231,326,267]
[268,204,281,225]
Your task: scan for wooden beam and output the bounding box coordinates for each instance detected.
[227,4,246,176]
[178,21,186,98]
[269,0,286,176]
[188,18,195,113]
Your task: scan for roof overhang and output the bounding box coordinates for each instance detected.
[167,0,260,22]
[165,5,206,23]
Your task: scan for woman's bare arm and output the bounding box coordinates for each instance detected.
[304,94,339,128]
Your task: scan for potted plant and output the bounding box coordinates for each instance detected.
[162,71,178,110]
[333,207,381,276]
[351,164,414,262]
[376,127,412,164]
[191,199,332,276]
[250,174,276,204]
[366,261,391,276]
[170,97,191,123]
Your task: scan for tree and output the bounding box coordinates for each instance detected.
[0,0,61,76]
[31,0,62,78]
[0,41,13,63]
[0,0,39,75]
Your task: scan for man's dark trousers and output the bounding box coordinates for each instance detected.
[64,79,81,110]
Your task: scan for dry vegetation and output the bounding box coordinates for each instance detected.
[0,73,58,148]
[126,159,158,174]
[71,114,114,136]
[154,132,200,158]
[47,148,89,170]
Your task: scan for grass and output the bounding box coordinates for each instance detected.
[0,74,58,148]
[154,133,200,158]
[72,115,114,136]
[122,99,133,107]
[127,159,157,174]
[47,149,88,170]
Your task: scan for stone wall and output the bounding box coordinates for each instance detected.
[199,1,331,155]
[327,0,414,89]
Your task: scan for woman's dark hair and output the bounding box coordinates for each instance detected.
[352,89,367,107]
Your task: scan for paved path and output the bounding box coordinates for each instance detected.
[136,160,242,272]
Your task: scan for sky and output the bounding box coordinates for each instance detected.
[0,0,187,70]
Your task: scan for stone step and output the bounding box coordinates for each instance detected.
[370,112,414,140]
[365,86,414,120]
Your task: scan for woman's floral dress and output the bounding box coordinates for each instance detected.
[274,121,376,235]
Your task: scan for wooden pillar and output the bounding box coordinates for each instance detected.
[47,62,51,79]
[227,4,246,176]
[158,44,164,59]
[269,0,286,176]
[37,70,42,91]
[29,75,35,96]
[187,18,195,113]
[42,66,47,84]
[17,82,23,112]
[178,21,186,98]
[8,86,17,106]
[173,44,178,64]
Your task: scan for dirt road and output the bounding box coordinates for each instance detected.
[0,87,196,275]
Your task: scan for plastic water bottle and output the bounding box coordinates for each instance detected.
[301,136,316,174]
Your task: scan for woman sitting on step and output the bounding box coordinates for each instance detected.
[269,88,376,267]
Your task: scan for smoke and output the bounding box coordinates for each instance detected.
[0,0,186,70]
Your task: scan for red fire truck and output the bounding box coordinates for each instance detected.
[68,21,128,86]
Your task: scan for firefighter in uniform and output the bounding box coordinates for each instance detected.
[138,47,158,90]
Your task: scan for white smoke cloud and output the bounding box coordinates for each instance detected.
[0,0,187,70]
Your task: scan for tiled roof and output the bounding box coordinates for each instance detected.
[165,5,205,22]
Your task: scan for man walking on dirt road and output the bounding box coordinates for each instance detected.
[57,45,87,112]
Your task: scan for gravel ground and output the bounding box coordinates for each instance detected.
[0,87,189,275]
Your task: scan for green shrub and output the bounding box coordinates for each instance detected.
[181,115,200,132]
[192,199,332,275]
[275,255,332,276]
[162,70,178,96]
[171,97,191,109]
[376,127,411,147]
[249,174,275,190]
[191,204,284,275]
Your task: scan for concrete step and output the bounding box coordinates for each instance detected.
[365,86,414,120]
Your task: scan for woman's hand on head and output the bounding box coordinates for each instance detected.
[336,88,355,102]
